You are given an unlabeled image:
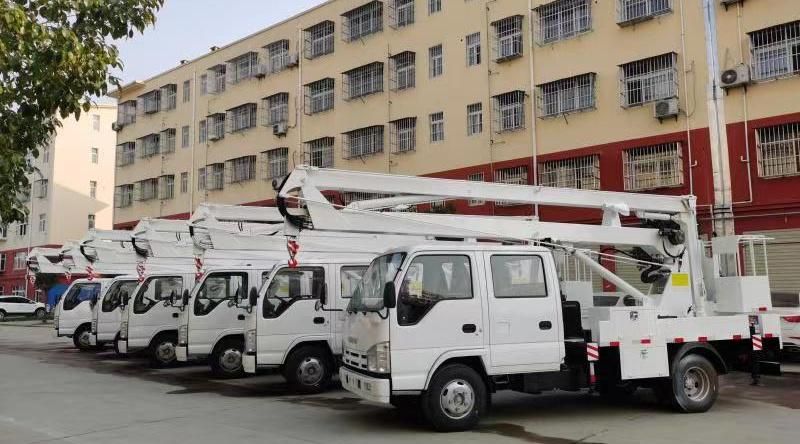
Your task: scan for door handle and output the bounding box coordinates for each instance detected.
[539,321,552,330]
[313,317,325,324]
[172,313,179,318]
[462,324,477,334]
[237,314,245,321]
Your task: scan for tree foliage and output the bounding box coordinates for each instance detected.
[0,0,164,224]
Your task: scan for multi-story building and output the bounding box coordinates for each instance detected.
[0,104,117,299]
[111,0,800,295]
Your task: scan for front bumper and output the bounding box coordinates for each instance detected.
[340,367,391,405]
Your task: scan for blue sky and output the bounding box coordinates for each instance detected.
[113,0,327,84]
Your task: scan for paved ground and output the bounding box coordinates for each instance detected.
[0,322,798,444]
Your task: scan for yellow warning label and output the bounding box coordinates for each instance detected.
[672,273,690,287]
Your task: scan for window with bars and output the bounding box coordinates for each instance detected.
[494,166,529,206]
[226,103,257,133]
[430,112,445,142]
[266,40,293,74]
[305,137,335,168]
[620,53,677,107]
[749,21,800,81]
[117,100,137,125]
[158,175,175,200]
[756,122,800,178]
[160,128,176,154]
[617,0,671,26]
[429,44,443,78]
[261,93,289,126]
[468,172,485,206]
[390,0,414,28]
[343,126,384,159]
[135,178,159,201]
[305,21,335,59]
[538,73,596,117]
[343,1,383,42]
[390,51,415,91]
[207,65,227,94]
[197,167,207,191]
[622,142,683,191]
[225,156,257,184]
[390,117,416,153]
[206,163,225,190]
[116,142,136,166]
[136,133,160,158]
[428,0,441,15]
[466,32,481,66]
[492,16,523,61]
[183,80,191,103]
[343,62,384,100]
[208,114,226,140]
[305,78,335,114]
[540,155,600,189]
[161,84,177,111]
[341,191,394,206]
[467,103,483,136]
[493,91,525,132]
[35,179,48,199]
[535,0,591,44]
[180,172,188,193]
[139,90,161,114]
[228,52,261,84]
[261,148,289,180]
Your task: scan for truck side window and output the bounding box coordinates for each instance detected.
[133,277,183,314]
[263,267,325,319]
[397,255,472,326]
[63,284,100,311]
[102,281,138,312]
[194,273,247,316]
[490,255,548,298]
[340,266,367,298]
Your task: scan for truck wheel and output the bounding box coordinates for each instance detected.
[669,354,718,413]
[421,364,487,432]
[73,325,93,351]
[283,345,332,393]
[113,333,126,357]
[34,308,46,320]
[149,333,178,368]
[210,338,245,379]
[0,310,6,322]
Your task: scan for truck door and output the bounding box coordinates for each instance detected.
[189,271,248,356]
[333,265,368,355]
[129,276,183,349]
[484,253,562,373]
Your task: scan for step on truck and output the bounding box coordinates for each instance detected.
[277,166,783,431]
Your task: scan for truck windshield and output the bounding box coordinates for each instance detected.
[102,280,139,313]
[347,253,405,313]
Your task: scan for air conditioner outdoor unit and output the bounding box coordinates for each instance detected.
[255,64,267,79]
[654,98,679,120]
[208,132,221,141]
[720,63,751,89]
[286,53,300,68]
[273,123,288,136]
[111,122,123,132]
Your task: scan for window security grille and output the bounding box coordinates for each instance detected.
[136,134,160,158]
[494,166,528,206]
[343,62,384,100]
[540,155,600,189]
[535,0,591,45]
[161,84,177,111]
[428,0,441,15]
[115,184,134,208]
[617,0,671,26]
[206,163,225,190]
[749,21,800,81]
[135,178,159,201]
[343,126,384,159]
[261,148,289,180]
[139,90,161,115]
[756,122,800,178]
[304,21,335,59]
[305,78,335,114]
[620,53,677,107]
[116,142,136,167]
[265,40,292,74]
[227,52,261,84]
[492,16,524,61]
[389,0,414,28]
[390,117,417,153]
[466,32,481,66]
[35,179,48,199]
[430,112,444,142]
[180,172,188,193]
[467,103,483,136]
[208,114,226,140]
[390,51,415,91]
[468,172,485,206]
[538,73,596,117]
[226,104,257,133]
[492,91,526,132]
[207,65,227,94]
[341,192,394,206]
[622,142,683,191]
[342,1,383,42]
[429,44,443,77]
[261,93,289,126]
[305,137,335,168]
[159,128,176,154]
[117,101,137,125]
[225,156,257,184]
[158,175,175,200]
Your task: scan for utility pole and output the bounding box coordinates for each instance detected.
[27,165,44,302]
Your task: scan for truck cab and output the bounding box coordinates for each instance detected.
[54,278,109,350]
[176,266,271,378]
[118,272,194,367]
[242,254,371,392]
[89,276,139,353]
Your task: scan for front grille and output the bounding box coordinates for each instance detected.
[343,348,368,370]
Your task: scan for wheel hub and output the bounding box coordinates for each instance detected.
[156,342,176,362]
[297,357,324,386]
[219,348,242,372]
[78,331,91,348]
[439,379,475,420]
[683,366,711,401]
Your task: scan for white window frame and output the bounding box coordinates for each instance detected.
[429,112,445,142]
[305,21,335,59]
[306,137,335,168]
[494,166,529,206]
[390,51,415,91]
[429,44,443,78]
[262,148,289,180]
[225,156,257,184]
[343,62,384,100]
[536,0,592,44]
[622,142,684,191]
[343,126,384,159]
[756,122,800,178]
[749,21,800,81]
[343,1,384,42]
[89,180,97,199]
[619,53,677,107]
[617,0,672,25]
[492,16,524,61]
[226,103,258,133]
[467,103,483,136]
[428,0,441,15]
[468,172,485,206]
[493,91,526,132]
[538,73,596,117]
[466,32,481,66]
[158,175,175,200]
[390,117,416,153]
[540,155,600,190]
[305,78,335,114]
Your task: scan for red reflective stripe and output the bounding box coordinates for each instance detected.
[758,307,768,312]
[698,336,708,342]
[609,341,620,347]
[764,333,774,339]
[641,338,651,344]
[674,337,685,343]
[733,334,742,341]
[783,316,800,323]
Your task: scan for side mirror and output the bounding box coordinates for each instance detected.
[383,281,396,309]
[164,290,176,307]
[121,291,130,307]
[248,287,258,308]
[90,293,99,308]
[182,289,190,307]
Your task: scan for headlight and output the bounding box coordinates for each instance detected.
[366,341,390,374]
[178,325,188,345]
[119,321,128,339]
[245,329,256,354]
[91,319,97,334]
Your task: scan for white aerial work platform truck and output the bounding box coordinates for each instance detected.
[276,166,782,432]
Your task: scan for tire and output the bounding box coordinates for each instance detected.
[0,310,6,322]
[113,333,126,357]
[283,345,333,393]
[669,353,719,413]
[149,333,178,368]
[73,325,93,351]
[34,308,46,320]
[210,338,245,379]
[421,364,487,432]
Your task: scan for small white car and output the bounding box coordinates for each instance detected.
[0,296,46,321]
